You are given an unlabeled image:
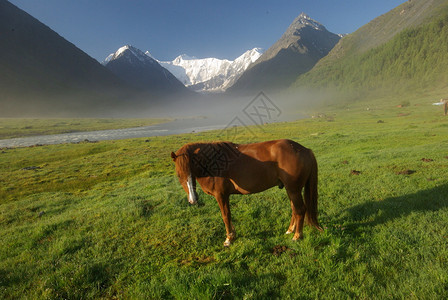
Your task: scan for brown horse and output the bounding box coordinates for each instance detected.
[171,139,322,246]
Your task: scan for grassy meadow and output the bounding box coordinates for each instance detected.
[1,94,448,299]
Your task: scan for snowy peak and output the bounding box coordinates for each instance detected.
[233,48,263,70]
[144,50,155,59]
[293,12,326,31]
[103,45,263,93]
[258,12,339,62]
[103,45,189,94]
[155,48,263,92]
[228,12,340,94]
[173,54,197,63]
[103,45,157,66]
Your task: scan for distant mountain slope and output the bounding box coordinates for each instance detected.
[104,45,191,95]
[293,0,448,98]
[325,0,448,60]
[155,48,263,93]
[0,0,135,117]
[228,13,340,94]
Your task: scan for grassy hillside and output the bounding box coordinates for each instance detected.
[293,0,448,101]
[1,94,447,298]
[323,0,448,59]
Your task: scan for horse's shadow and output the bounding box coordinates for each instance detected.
[340,183,448,230]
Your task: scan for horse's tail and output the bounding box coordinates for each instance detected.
[304,150,323,231]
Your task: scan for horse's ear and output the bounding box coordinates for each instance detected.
[170,152,177,161]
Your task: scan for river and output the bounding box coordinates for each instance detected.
[0,100,303,148]
[0,118,228,148]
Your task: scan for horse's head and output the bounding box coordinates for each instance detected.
[171,149,198,205]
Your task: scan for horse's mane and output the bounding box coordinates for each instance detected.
[176,142,239,177]
[174,144,194,176]
[177,142,237,154]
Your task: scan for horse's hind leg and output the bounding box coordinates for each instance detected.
[286,203,296,234]
[285,186,306,240]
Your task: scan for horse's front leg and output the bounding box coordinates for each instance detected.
[215,193,235,246]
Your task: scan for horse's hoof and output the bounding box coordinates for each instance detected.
[285,230,293,235]
[292,234,304,241]
[224,231,235,247]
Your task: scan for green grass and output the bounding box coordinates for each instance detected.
[0,118,169,140]
[1,95,448,298]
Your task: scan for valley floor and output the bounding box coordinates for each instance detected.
[1,94,447,298]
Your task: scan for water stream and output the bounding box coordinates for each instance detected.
[0,118,226,148]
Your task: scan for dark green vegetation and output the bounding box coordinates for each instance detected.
[1,94,447,298]
[0,118,168,140]
[293,1,448,102]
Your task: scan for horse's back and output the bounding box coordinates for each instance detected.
[237,139,310,161]
[233,139,314,187]
[270,139,315,184]
[270,139,311,161]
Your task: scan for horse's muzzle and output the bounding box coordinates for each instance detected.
[187,176,198,205]
[188,191,198,205]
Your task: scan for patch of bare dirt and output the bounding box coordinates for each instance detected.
[396,170,416,175]
[350,170,361,175]
[421,158,434,162]
[271,245,296,257]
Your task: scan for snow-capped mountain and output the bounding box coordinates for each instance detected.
[228,13,340,94]
[153,48,263,93]
[104,45,158,66]
[103,45,189,95]
[158,55,231,87]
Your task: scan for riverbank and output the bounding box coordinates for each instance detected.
[0,109,303,148]
[0,118,170,140]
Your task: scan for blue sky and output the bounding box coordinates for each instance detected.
[10,0,405,62]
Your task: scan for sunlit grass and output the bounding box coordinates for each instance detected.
[1,95,447,298]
